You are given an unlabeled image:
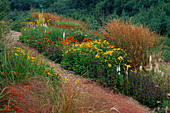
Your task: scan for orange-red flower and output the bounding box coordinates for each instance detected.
[14,106,21,112]
[52,42,55,44]
[4,105,11,111]
[13,92,17,96]
[47,39,50,42]
[45,35,48,38]
[41,42,42,44]
[59,41,63,44]
[72,38,75,42]
[25,85,31,90]
[18,92,24,97]
[61,47,63,49]
[40,29,42,31]
[47,31,51,34]
[43,40,45,43]
[28,109,35,113]
[56,46,59,48]
[65,47,67,49]
[1,71,4,74]
[13,71,18,75]
[59,37,62,40]
[29,37,32,40]
[38,42,40,44]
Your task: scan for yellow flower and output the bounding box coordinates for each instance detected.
[75,80,80,84]
[108,64,112,67]
[125,64,131,68]
[15,53,18,56]
[24,29,26,31]
[118,56,123,60]
[117,48,121,51]
[66,50,68,53]
[65,77,69,81]
[58,74,62,78]
[105,60,107,62]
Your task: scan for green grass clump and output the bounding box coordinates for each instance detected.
[0,47,61,85]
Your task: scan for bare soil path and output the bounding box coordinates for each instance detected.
[4,31,151,113]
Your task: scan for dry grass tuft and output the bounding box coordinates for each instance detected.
[101,18,160,70]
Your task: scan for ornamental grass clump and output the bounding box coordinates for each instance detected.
[61,39,132,93]
[101,18,160,70]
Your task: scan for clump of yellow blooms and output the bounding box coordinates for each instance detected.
[63,39,131,69]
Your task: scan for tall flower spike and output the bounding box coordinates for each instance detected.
[149,55,152,62]
[63,32,65,39]
[139,65,142,71]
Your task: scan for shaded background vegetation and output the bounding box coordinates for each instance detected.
[5,0,169,37]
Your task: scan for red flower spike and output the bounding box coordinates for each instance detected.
[19,92,24,97]
[13,92,17,96]
[4,106,11,111]
[28,109,35,113]
[14,106,21,112]
[25,85,31,90]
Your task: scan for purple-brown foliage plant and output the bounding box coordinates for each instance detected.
[101,18,160,70]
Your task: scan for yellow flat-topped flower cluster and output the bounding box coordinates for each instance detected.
[62,39,131,74]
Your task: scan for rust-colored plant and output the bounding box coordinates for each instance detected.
[101,18,160,70]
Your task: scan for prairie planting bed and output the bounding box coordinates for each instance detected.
[0,12,169,113]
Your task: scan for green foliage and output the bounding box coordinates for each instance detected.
[0,47,61,85]
[133,2,169,36]
[44,46,63,63]
[0,0,11,20]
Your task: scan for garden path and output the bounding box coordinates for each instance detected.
[5,31,152,113]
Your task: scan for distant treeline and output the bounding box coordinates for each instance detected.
[4,0,170,36]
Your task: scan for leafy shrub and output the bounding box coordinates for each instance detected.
[101,18,160,70]
[44,46,63,63]
[61,39,132,93]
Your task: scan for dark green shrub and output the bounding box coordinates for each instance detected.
[44,46,63,63]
